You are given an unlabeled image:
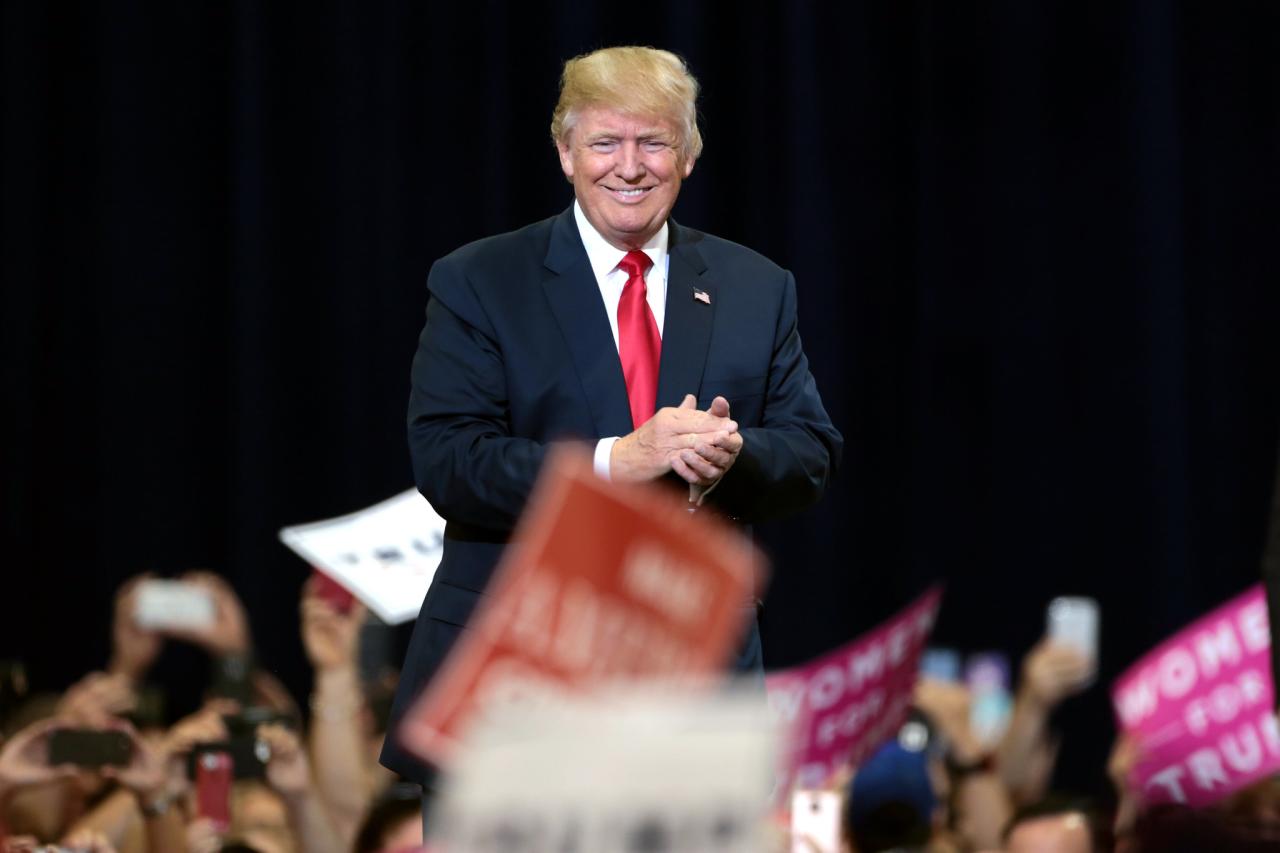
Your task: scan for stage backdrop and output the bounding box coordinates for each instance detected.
[5,1,1279,794]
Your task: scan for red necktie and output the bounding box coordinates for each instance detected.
[616,249,660,430]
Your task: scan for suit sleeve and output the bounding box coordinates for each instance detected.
[407,257,548,531]
[706,270,843,522]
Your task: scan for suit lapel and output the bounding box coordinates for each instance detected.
[541,207,635,438]
[656,220,715,408]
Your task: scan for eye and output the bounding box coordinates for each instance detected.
[590,140,618,153]
[641,140,670,152]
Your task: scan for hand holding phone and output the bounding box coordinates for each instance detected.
[310,569,355,614]
[0,719,81,787]
[790,790,842,853]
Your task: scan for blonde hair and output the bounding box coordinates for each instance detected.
[551,46,703,162]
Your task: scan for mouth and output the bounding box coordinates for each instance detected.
[603,186,655,203]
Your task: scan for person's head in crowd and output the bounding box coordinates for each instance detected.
[551,46,700,251]
[1002,798,1109,853]
[1220,775,1280,825]
[1133,802,1280,852]
[845,715,949,853]
[353,783,426,853]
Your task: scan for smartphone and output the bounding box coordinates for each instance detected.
[134,579,216,631]
[791,790,842,853]
[1047,596,1100,663]
[48,729,132,768]
[312,569,355,614]
[195,750,233,831]
[919,647,962,682]
[189,737,270,781]
[965,652,1012,747]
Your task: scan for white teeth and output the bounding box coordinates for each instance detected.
[615,188,646,196]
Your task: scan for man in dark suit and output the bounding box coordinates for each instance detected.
[381,46,842,789]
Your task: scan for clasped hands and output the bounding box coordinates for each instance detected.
[610,394,743,501]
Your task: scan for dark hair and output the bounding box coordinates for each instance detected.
[1002,796,1111,851]
[353,783,423,853]
[1134,804,1280,852]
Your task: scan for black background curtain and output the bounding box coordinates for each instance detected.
[5,1,1279,795]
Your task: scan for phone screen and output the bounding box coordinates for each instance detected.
[134,580,216,630]
[1047,596,1100,661]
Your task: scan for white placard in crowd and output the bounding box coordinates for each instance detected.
[278,489,445,625]
[429,687,778,852]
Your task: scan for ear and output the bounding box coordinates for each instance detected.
[681,154,695,179]
[557,137,575,180]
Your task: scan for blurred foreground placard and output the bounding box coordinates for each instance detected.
[278,489,446,624]
[766,587,943,792]
[399,447,765,767]
[430,689,777,852]
[1112,583,1279,808]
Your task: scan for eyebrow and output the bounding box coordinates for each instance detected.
[582,128,673,143]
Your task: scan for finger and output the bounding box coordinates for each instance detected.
[669,455,703,486]
[707,430,744,452]
[678,393,697,409]
[707,395,730,418]
[679,450,722,481]
[692,443,733,468]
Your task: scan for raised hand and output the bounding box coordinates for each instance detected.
[58,830,118,853]
[98,723,167,802]
[258,722,310,799]
[0,719,79,793]
[610,394,738,483]
[914,677,985,764]
[57,671,136,728]
[300,578,367,673]
[108,574,164,683]
[162,571,252,658]
[185,817,224,853]
[1020,639,1094,709]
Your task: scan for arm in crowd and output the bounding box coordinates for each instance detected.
[258,722,344,853]
[300,577,374,844]
[996,638,1093,804]
[914,677,1013,851]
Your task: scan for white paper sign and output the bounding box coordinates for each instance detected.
[430,687,777,852]
[278,489,446,624]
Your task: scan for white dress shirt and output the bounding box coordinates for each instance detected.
[572,201,669,479]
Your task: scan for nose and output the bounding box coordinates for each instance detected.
[615,142,646,181]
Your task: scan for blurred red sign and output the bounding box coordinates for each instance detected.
[398,448,765,767]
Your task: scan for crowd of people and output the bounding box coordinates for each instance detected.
[2,571,1279,852]
[0,573,421,852]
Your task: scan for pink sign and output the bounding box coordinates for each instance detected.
[1111,584,1278,807]
[766,587,943,792]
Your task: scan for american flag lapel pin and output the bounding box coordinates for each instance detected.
[693,288,711,305]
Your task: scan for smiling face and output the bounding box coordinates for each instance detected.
[557,105,695,250]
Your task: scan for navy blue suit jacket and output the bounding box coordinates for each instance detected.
[380,206,842,783]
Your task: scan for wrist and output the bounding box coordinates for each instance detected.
[138,787,177,818]
[1017,684,1055,713]
[107,654,146,683]
[315,667,359,692]
[947,750,998,778]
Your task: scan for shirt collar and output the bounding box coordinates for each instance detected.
[573,200,668,281]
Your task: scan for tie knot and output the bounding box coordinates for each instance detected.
[618,250,653,280]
